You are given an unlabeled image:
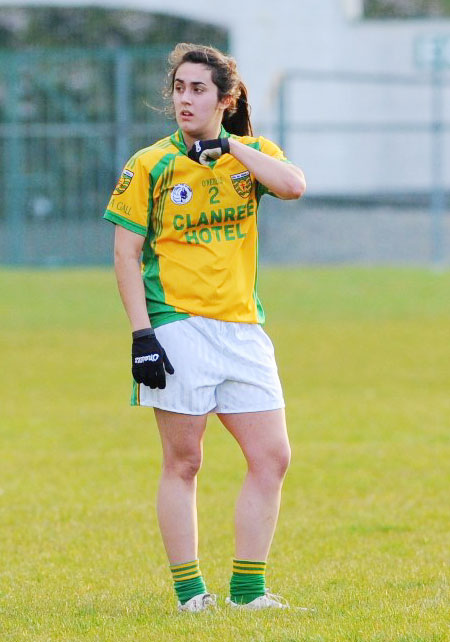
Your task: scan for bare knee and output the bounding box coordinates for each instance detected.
[163,451,203,483]
[248,442,291,483]
[276,442,292,478]
[270,442,291,479]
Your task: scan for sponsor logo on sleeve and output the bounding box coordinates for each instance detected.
[113,169,134,195]
[230,171,252,198]
[171,183,193,205]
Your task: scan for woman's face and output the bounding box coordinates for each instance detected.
[172,62,230,146]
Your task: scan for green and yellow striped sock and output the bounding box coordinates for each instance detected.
[230,558,267,605]
[170,559,207,605]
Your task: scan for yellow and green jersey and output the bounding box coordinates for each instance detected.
[103,126,290,328]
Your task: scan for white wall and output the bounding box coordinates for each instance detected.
[9,0,450,194]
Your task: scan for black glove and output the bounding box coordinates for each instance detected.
[132,328,174,390]
[188,138,230,165]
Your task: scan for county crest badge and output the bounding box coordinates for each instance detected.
[230,171,252,198]
[113,169,134,195]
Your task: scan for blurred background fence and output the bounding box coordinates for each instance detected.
[1,45,449,266]
[260,67,450,266]
[0,46,173,266]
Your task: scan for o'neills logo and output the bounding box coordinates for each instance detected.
[134,354,159,363]
[230,171,252,198]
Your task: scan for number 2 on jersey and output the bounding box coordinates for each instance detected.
[209,186,220,205]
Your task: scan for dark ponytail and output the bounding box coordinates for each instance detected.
[166,43,254,137]
[222,82,253,137]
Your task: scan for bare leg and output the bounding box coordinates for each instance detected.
[217,409,291,561]
[154,408,208,565]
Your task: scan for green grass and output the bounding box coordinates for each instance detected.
[0,267,449,641]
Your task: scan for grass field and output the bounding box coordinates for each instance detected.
[0,267,449,642]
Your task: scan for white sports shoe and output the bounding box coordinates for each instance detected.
[177,592,217,613]
[226,589,290,610]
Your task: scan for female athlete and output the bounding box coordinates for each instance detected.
[104,43,306,612]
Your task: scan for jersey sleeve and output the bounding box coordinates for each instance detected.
[256,136,292,200]
[103,156,150,236]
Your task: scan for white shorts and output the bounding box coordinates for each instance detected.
[134,316,285,415]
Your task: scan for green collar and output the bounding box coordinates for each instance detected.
[170,125,230,156]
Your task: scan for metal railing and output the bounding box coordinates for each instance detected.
[276,69,450,266]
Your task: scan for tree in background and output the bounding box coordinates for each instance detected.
[364,0,450,17]
[0,7,227,49]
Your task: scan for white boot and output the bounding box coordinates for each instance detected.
[226,589,290,610]
[178,592,217,612]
